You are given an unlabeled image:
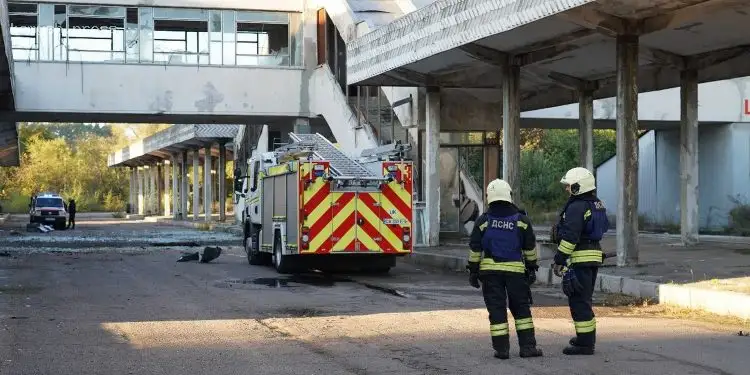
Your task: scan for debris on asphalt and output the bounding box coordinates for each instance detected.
[25,223,55,233]
[177,246,223,263]
[738,330,749,337]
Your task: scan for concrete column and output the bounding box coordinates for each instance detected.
[484,146,500,189]
[615,34,640,266]
[218,143,227,221]
[180,151,189,219]
[579,89,595,171]
[294,117,311,134]
[425,87,441,246]
[137,167,144,215]
[129,167,136,213]
[192,150,200,220]
[171,155,179,219]
[156,163,163,216]
[163,162,171,217]
[204,146,213,222]
[680,68,699,245]
[502,62,521,200]
[150,165,157,215]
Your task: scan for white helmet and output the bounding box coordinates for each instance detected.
[560,167,596,195]
[486,179,513,204]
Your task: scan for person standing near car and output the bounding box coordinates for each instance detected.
[67,199,77,229]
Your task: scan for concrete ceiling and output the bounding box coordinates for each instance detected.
[347,0,750,112]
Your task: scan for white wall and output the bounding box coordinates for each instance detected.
[524,77,750,123]
[595,130,657,222]
[14,62,307,117]
[597,124,749,229]
[32,0,304,12]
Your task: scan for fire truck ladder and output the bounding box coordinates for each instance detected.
[289,133,374,178]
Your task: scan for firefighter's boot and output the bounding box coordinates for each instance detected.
[492,335,510,359]
[517,329,543,358]
[563,345,595,355]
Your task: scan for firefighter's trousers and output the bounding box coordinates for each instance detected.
[479,271,537,352]
[567,266,599,347]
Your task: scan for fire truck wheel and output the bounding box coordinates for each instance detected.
[247,226,268,266]
[272,234,295,274]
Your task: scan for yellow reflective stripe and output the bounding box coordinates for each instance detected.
[479,260,525,273]
[558,239,576,254]
[570,250,603,264]
[517,221,528,230]
[468,250,482,262]
[490,323,509,336]
[574,319,596,333]
[479,222,488,231]
[515,317,534,331]
[584,209,591,220]
[523,248,538,261]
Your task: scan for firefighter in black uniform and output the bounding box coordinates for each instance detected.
[468,179,544,360]
[550,167,609,355]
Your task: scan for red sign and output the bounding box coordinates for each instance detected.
[745,100,750,115]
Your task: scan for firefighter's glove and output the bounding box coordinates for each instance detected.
[552,263,566,277]
[525,264,539,285]
[562,269,583,297]
[469,273,481,289]
[550,224,559,244]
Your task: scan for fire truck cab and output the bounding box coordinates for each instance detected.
[236,132,413,274]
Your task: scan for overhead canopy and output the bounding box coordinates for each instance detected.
[347,0,750,111]
[108,124,241,168]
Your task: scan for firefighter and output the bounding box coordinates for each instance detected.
[468,178,543,360]
[550,167,609,355]
[67,199,77,229]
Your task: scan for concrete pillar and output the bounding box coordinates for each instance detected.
[137,167,144,215]
[294,117,311,134]
[129,167,136,213]
[204,146,213,222]
[579,89,594,171]
[615,34,640,266]
[484,146,500,189]
[425,87,441,246]
[163,162,171,217]
[172,155,179,219]
[680,68,699,245]
[156,163,164,216]
[502,62,521,199]
[180,151,189,219]
[192,150,200,220]
[219,143,227,221]
[150,165,157,215]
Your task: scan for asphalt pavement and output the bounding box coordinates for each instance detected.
[0,217,748,374]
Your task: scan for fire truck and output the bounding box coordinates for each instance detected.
[236,132,414,274]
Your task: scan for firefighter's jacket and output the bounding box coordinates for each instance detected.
[468,202,538,274]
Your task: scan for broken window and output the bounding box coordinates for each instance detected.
[152,8,209,65]
[235,11,289,66]
[66,5,126,62]
[8,2,38,60]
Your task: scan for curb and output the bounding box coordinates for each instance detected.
[149,217,243,237]
[403,250,750,320]
[0,213,8,225]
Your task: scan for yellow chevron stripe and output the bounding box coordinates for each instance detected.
[379,194,409,253]
[356,198,390,253]
[389,180,412,210]
[356,221,379,252]
[331,194,356,252]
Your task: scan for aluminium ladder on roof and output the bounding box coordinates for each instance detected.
[289,133,374,178]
